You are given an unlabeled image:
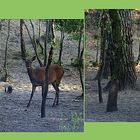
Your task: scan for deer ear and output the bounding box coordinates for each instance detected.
[31,56,36,61]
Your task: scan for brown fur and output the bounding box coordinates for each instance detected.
[25,56,64,107]
[30,64,64,84]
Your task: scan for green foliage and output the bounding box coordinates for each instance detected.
[59,113,83,132]
[55,19,83,34]
[55,19,84,43]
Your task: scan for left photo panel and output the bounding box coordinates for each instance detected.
[0,19,84,132]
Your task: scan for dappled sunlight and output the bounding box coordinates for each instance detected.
[0,19,84,132]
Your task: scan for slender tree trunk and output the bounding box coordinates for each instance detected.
[38,19,41,40]
[23,20,43,67]
[41,20,55,118]
[76,29,84,99]
[78,47,84,96]
[95,40,99,63]
[3,20,10,82]
[37,19,44,54]
[77,28,83,59]
[58,30,64,65]
[96,10,109,102]
[20,19,26,60]
[44,20,51,66]
[95,10,111,80]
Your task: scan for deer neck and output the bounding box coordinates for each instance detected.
[26,66,36,84]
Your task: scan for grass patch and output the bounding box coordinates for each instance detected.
[59,113,83,132]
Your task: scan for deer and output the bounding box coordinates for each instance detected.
[24,56,64,107]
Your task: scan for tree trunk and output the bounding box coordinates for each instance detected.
[105,10,137,112]
[108,9,136,89]
[3,20,10,82]
[95,10,111,80]
[77,28,83,59]
[44,20,50,66]
[77,25,84,98]
[106,80,119,112]
[23,20,43,67]
[20,19,26,60]
[95,40,99,63]
[41,20,55,118]
[79,47,84,95]
[96,10,110,102]
[58,29,64,65]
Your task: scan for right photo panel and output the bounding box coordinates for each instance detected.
[85,9,140,122]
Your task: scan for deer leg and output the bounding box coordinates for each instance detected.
[56,83,60,105]
[52,82,59,107]
[27,85,36,107]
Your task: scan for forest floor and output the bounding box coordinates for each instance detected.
[86,65,140,122]
[0,20,83,132]
[85,17,140,122]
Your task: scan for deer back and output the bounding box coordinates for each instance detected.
[28,64,64,85]
[48,64,64,84]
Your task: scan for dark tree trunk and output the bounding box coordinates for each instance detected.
[77,24,84,98]
[20,19,26,60]
[95,10,111,81]
[41,20,55,118]
[44,20,51,66]
[108,9,136,89]
[75,47,84,99]
[95,41,99,64]
[77,28,83,59]
[97,10,136,110]
[23,20,43,67]
[106,80,119,112]
[79,47,84,95]
[3,20,10,82]
[38,19,41,40]
[96,10,110,102]
[105,10,137,112]
[58,30,64,65]
[36,19,44,55]
[41,48,53,118]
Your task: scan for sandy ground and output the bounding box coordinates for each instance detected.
[0,20,84,132]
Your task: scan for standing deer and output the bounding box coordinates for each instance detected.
[24,56,64,107]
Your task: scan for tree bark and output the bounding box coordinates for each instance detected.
[20,19,26,60]
[44,20,50,66]
[23,20,43,67]
[108,9,136,89]
[3,20,10,82]
[106,80,119,112]
[41,20,55,118]
[58,29,64,65]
